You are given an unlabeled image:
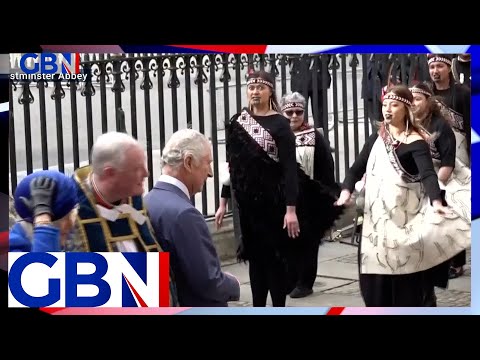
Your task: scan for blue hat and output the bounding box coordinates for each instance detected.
[14,170,78,222]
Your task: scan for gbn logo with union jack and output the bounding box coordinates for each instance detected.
[8,252,171,308]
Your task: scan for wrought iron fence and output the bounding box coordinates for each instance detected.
[9,53,431,218]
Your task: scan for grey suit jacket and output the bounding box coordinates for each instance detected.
[144,181,240,307]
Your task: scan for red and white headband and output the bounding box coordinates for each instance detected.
[428,56,452,66]
[409,87,432,98]
[383,93,412,107]
[247,78,274,89]
[281,102,305,112]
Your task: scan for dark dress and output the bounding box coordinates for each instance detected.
[433,83,471,159]
[222,109,342,306]
[433,83,470,272]
[287,127,341,293]
[424,115,456,169]
[421,115,457,300]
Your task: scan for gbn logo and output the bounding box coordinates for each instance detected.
[8,252,171,308]
[19,53,80,75]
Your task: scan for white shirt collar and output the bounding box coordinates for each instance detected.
[158,174,190,199]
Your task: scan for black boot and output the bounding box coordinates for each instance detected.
[289,287,313,298]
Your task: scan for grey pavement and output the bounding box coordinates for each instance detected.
[220,240,471,307]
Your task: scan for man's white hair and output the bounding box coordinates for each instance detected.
[91,131,142,175]
[161,129,209,169]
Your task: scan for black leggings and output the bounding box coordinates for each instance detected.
[287,238,321,291]
[248,255,288,307]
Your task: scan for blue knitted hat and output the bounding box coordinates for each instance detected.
[14,170,78,222]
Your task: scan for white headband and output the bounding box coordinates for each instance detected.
[281,102,305,112]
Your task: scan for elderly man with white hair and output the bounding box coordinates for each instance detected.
[72,131,154,251]
[144,129,240,307]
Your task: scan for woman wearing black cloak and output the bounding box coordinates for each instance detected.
[215,71,342,307]
[280,91,341,299]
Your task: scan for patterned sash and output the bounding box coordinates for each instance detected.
[236,110,279,162]
[435,104,469,168]
[439,102,465,134]
[438,102,470,165]
[433,100,470,167]
[295,128,316,147]
[295,128,316,180]
[422,112,470,167]
[360,136,470,275]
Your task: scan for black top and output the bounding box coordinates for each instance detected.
[221,183,231,199]
[222,113,299,205]
[433,83,471,154]
[311,129,337,188]
[425,115,456,168]
[342,133,442,201]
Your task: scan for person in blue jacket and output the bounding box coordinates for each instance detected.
[9,170,78,252]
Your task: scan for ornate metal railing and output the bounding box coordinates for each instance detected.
[9,53,429,218]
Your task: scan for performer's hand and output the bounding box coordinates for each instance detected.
[284,210,300,238]
[432,200,452,216]
[215,204,226,230]
[334,189,352,207]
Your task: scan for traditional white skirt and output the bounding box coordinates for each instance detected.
[360,137,470,275]
[452,129,470,168]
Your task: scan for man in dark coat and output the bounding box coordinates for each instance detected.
[145,129,240,307]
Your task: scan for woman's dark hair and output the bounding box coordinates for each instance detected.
[380,84,428,140]
[410,82,444,129]
[246,70,280,112]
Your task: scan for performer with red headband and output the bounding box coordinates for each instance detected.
[410,83,458,185]
[215,71,342,307]
[427,54,470,165]
[279,91,342,299]
[427,54,470,279]
[334,85,470,307]
[409,82,471,304]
